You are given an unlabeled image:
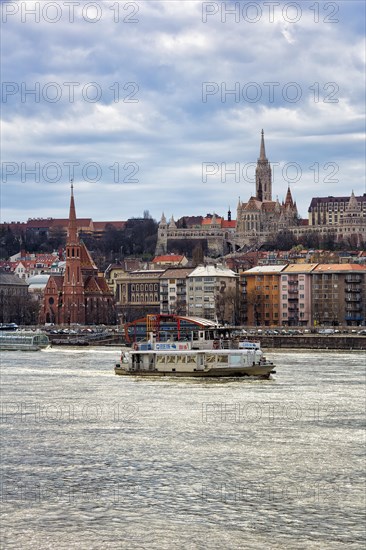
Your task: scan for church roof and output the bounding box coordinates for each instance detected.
[47,274,64,290]
[244,197,262,211]
[80,242,98,270]
[261,201,277,212]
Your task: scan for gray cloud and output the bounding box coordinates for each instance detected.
[1,0,365,223]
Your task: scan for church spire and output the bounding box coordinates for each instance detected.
[259,129,267,160]
[284,186,294,208]
[255,130,272,201]
[67,180,78,244]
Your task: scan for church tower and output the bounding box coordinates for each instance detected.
[255,130,272,202]
[60,183,86,324]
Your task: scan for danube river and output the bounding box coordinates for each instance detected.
[1,348,365,550]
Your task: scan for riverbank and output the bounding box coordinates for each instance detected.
[255,334,366,350]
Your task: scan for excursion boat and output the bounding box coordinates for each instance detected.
[114,338,276,379]
[0,331,50,351]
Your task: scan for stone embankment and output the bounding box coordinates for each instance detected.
[256,335,365,350]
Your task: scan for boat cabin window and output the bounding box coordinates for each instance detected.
[217,355,228,364]
[229,354,242,366]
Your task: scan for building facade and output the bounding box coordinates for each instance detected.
[240,265,284,326]
[114,269,164,322]
[240,263,366,327]
[159,267,193,315]
[312,264,366,326]
[280,264,317,326]
[186,265,238,323]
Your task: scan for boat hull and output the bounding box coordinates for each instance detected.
[114,364,274,379]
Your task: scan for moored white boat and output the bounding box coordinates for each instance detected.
[0,331,50,351]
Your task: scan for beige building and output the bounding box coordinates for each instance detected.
[280,264,318,327]
[115,269,164,321]
[186,265,238,323]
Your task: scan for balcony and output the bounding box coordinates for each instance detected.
[346,286,361,293]
[346,304,362,312]
[345,276,362,283]
[346,295,361,302]
[345,314,364,321]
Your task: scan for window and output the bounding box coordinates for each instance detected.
[299,285,304,290]
[300,294,304,299]
[282,294,287,300]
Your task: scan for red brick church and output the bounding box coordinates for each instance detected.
[40,186,116,325]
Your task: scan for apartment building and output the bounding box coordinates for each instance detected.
[186,265,238,323]
[312,264,366,326]
[159,267,193,315]
[280,264,318,327]
[240,265,285,326]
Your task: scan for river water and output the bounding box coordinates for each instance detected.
[1,347,365,550]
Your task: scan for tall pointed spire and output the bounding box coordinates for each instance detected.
[256,130,272,201]
[259,129,266,160]
[68,180,78,244]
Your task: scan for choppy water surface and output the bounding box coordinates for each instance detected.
[1,347,365,549]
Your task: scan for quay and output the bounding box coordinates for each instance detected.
[254,334,366,350]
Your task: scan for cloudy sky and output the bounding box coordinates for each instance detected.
[1,0,365,224]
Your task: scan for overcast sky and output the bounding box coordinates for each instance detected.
[1,0,365,223]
